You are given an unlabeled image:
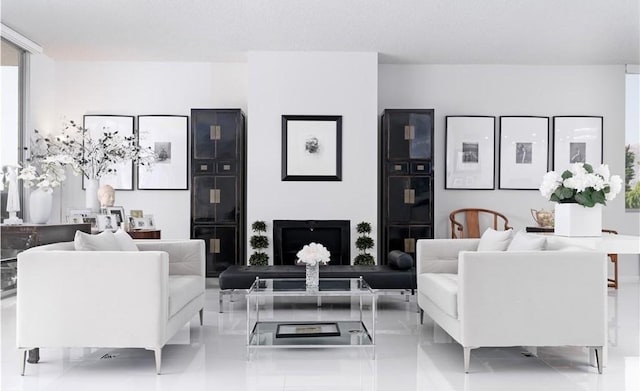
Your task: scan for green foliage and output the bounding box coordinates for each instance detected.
[355,236,374,251]
[356,222,371,234]
[249,220,269,265]
[626,145,636,192]
[626,182,640,209]
[249,252,269,266]
[353,221,374,265]
[353,254,374,266]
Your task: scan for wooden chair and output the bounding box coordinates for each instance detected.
[602,229,619,289]
[450,208,511,239]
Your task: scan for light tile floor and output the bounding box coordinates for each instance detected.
[1,280,638,391]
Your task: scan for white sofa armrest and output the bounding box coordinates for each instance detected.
[17,250,169,349]
[416,239,480,275]
[136,239,205,277]
[457,250,607,347]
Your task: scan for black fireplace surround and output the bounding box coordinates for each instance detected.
[273,220,350,266]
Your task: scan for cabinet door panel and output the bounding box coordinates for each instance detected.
[192,110,217,160]
[387,112,433,160]
[387,176,411,222]
[386,225,432,261]
[409,177,432,222]
[215,176,238,223]
[192,176,216,223]
[215,111,240,160]
[193,226,237,277]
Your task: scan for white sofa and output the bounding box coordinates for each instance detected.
[17,239,205,375]
[416,238,607,373]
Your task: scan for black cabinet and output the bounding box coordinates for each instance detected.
[191,109,245,277]
[381,109,434,263]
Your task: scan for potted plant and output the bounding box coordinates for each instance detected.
[249,220,269,266]
[353,221,374,265]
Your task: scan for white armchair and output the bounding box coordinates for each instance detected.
[17,239,205,375]
[416,239,607,373]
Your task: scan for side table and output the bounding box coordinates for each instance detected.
[127,229,161,239]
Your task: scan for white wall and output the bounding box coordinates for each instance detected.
[247,52,378,264]
[29,59,248,239]
[379,64,639,277]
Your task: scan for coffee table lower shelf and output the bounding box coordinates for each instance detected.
[247,320,374,359]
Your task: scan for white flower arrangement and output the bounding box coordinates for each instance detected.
[539,163,623,207]
[296,242,331,266]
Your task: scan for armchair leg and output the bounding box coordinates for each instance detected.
[154,348,162,374]
[19,349,27,376]
[591,347,603,374]
[464,347,472,373]
[419,309,424,324]
[199,308,204,326]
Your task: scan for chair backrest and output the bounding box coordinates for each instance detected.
[450,208,511,239]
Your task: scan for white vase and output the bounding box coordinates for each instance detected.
[85,178,100,211]
[29,188,53,224]
[305,263,319,289]
[554,203,602,237]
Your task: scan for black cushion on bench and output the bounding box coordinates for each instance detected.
[219,264,416,291]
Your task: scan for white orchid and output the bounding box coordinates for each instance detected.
[296,242,331,266]
[539,163,623,207]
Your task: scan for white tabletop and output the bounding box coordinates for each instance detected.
[537,233,640,254]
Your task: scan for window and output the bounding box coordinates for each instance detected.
[1,38,25,220]
[626,73,640,210]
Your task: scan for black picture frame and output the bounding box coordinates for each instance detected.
[275,322,341,338]
[445,116,496,189]
[498,116,550,190]
[137,115,189,190]
[281,115,342,181]
[552,116,603,173]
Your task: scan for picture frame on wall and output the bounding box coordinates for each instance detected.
[137,115,189,190]
[445,116,496,189]
[83,115,135,190]
[281,115,342,181]
[499,116,549,189]
[552,116,603,173]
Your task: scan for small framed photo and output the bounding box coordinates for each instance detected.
[106,206,125,226]
[499,116,549,189]
[96,214,118,231]
[281,115,342,181]
[66,214,84,224]
[132,217,147,229]
[445,116,496,189]
[144,214,155,229]
[552,116,603,173]
[130,209,144,218]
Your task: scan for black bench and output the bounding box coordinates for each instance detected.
[217,251,416,312]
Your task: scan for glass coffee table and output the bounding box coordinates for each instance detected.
[246,277,376,360]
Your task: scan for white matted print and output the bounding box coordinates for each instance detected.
[83,115,135,190]
[137,115,188,190]
[499,116,549,189]
[96,214,118,231]
[445,116,495,189]
[553,116,603,173]
[282,115,342,181]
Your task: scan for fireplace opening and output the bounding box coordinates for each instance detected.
[273,220,350,265]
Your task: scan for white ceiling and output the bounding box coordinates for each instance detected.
[1,0,638,64]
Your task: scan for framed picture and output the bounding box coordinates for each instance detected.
[137,115,189,190]
[106,206,125,226]
[445,116,496,189]
[281,115,342,181]
[275,322,340,338]
[96,214,118,231]
[552,116,603,173]
[144,214,155,229]
[131,217,147,229]
[66,214,84,224]
[130,209,144,218]
[499,116,549,189]
[83,115,135,191]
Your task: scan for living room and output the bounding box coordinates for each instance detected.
[1,1,639,390]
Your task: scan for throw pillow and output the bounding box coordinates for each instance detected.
[388,250,413,270]
[506,230,546,251]
[477,228,513,251]
[74,230,120,251]
[114,229,139,251]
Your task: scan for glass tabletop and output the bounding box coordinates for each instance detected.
[247,278,374,297]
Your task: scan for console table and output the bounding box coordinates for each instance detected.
[127,229,161,239]
[526,227,640,254]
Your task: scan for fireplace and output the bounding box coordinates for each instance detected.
[273,220,350,265]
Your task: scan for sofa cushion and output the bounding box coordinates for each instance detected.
[418,273,458,318]
[507,230,546,251]
[388,250,413,270]
[74,230,120,251]
[168,275,203,317]
[113,229,139,251]
[477,228,513,251]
